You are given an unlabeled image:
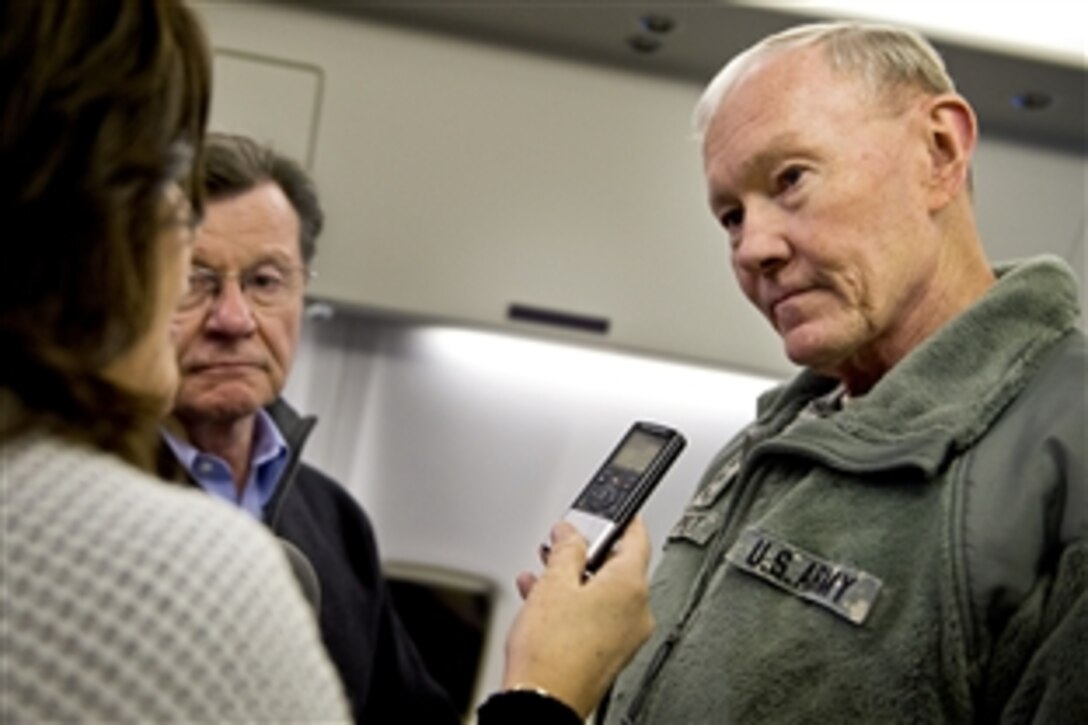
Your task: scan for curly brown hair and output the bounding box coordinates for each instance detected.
[1,0,211,468]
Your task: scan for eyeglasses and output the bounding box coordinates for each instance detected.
[178,262,313,312]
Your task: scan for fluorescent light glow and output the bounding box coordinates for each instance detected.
[740,1,1086,67]
[415,326,781,406]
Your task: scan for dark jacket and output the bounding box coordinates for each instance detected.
[158,399,458,724]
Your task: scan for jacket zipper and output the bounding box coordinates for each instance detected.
[621,432,770,723]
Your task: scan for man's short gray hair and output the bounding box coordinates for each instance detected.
[693,21,955,138]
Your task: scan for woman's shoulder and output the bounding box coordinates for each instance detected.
[2,433,349,723]
[8,432,262,536]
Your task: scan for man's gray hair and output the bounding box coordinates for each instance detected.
[202,132,324,265]
[693,21,956,139]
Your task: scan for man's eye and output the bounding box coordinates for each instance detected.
[188,270,217,292]
[249,271,285,290]
[776,166,805,193]
[720,208,744,232]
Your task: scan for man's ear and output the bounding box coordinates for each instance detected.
[924,93,977,211]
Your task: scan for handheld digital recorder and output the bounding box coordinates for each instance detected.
[552,421,685,574]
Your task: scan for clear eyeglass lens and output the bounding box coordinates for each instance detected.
[179,265,305,310]
[244,268,289,306]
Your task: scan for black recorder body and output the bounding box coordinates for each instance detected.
[557,421,686,574]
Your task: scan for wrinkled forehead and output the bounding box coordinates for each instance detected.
[193,183,303,267]
[699,46,893,188]
[699,46,807,144]
[701,46,853,142]
[695,40,817,136]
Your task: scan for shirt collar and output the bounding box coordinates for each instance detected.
[161,408,290,518]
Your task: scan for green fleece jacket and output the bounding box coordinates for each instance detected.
[607,256,1087,724]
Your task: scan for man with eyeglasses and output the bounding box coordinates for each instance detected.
[158,133,459,724]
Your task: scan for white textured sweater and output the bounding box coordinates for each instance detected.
[0,433,350,723]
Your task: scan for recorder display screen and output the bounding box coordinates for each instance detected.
[611,430,665,473]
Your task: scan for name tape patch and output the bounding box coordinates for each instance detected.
[725,527,883,626]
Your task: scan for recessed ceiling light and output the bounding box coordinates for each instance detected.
[1011,91,1054,111]
[627,34,662,54]
[640,14,676,35]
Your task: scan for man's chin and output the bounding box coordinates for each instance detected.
[781,327,846,372]
[173,392,271,424]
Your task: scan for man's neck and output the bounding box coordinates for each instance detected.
[183,415,258,495]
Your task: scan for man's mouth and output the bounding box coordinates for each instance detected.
[769,288,808,315]
[186,360,261,374]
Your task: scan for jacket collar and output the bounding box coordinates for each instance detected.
[261,398,318,527]
[753,256,1081,477]
[266,397,318,456]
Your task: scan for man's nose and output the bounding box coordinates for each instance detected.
[204,278,257,335]
[732,201,791,276]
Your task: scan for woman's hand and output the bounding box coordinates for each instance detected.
[501,518,655,718]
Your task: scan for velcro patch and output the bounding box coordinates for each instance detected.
[725,527,882,625]
[668,509,721,547]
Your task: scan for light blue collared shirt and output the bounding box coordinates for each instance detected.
[162,408,290,519]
